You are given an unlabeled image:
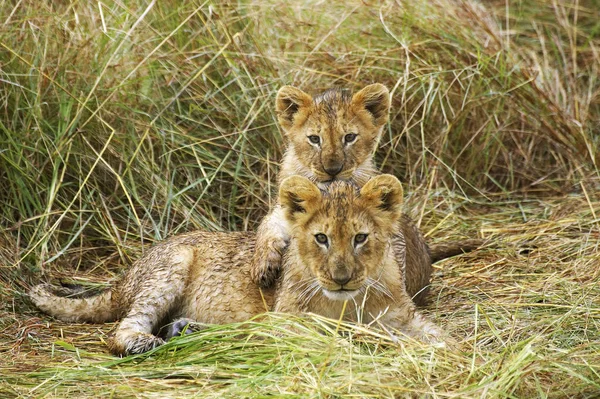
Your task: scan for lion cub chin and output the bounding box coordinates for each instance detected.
[30,174,440,356]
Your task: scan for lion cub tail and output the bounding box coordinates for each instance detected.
[29,283,120,323]
[429,239,485,263]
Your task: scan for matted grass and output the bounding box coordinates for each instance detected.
[1,0,599,397]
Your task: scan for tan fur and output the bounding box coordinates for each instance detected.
[29,175,440,356]
[251,84,480,303]
[275,85,388,185]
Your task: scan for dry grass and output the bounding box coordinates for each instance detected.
[1,0,599,397]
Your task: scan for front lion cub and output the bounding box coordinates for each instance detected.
[30,175,439,356]
[274,175,440,340]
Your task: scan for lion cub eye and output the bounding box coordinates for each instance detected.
[308,135,321,145]
[344,133,357,144]
[354,233,368,246]
[315,233,329,246]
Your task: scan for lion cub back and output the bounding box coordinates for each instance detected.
[159,231,275,324]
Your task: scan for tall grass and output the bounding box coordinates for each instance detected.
[1,0,599,397]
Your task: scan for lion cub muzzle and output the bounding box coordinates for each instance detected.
[330,269,351,286]
[317,265,367,301]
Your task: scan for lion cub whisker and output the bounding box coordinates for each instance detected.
[296,279,321,305]
[365,277,394,300]
[301,283,323,307]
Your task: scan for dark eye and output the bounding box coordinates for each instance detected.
[315,233,329,246]
[308,135,321,144]
[344,133,357,143]
[354,233,368,245]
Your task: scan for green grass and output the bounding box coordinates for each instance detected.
[1,0,599,397]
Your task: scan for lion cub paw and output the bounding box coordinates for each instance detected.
[164,318,207,340]
[251,236,288,288]
[110,331,165,356]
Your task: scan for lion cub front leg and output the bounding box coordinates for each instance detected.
[251,204,290,288]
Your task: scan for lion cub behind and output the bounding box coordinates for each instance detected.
[30,175,439,356]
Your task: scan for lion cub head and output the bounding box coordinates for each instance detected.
[276,84,390,183]
[279,174,403,301]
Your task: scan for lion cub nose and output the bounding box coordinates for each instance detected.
[332,271,351,287]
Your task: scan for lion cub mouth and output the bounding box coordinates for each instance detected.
[322,288,360,301]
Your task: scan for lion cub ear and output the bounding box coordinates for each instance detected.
[279,176,322,222]
[359,174,404,221]
[276,86,313,132]
[350,84,390,127]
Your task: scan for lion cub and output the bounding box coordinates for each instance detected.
[251,84,480,303]
[30,175,439,356]
[273,175,439,340]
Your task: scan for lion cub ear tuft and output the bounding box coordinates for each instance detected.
[279,176,322,221]
[276,86,313,131]
[351,84,390,126]
[359,174,403,219]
